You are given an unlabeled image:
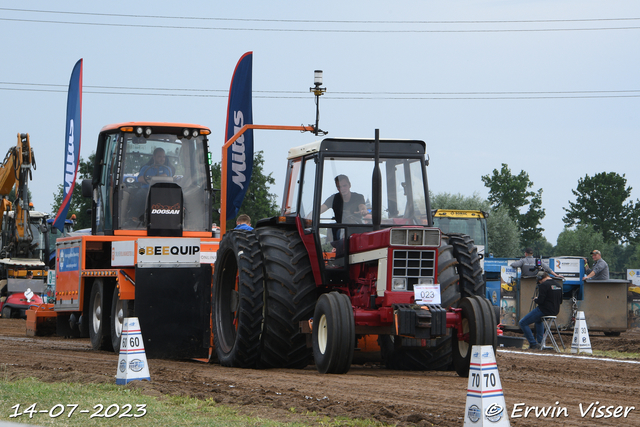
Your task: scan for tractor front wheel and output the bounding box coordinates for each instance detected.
[452,295,497,377]
[312,292,355,374]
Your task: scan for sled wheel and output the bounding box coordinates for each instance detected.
[111,288,134,354]
[2,305,11,319]
[212,230,264,368]
[312,292,354,374]
[89,279,113,351]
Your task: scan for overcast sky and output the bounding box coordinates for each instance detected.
[1,1,639,245]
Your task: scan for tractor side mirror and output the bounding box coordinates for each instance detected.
[81,179,92,198]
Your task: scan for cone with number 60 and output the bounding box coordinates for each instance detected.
[116,317,151,385]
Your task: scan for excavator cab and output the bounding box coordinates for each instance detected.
[86,123,213,235]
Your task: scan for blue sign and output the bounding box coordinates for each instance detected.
[58,247,80,272]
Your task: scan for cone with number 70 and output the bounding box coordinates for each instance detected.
[464,345,510,426]
[116,317,151,385]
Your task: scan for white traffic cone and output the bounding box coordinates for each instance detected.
[464,345,510,426]
[116,317,151,385]
[571,311,592,354]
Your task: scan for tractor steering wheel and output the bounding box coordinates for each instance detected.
[143,165,170,183]
[342,211,364,224]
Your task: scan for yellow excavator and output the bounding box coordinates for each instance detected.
[0,133,47,319]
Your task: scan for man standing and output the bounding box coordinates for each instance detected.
[519,272,563,350]
[583,249,609,281]
[511,248,563,279]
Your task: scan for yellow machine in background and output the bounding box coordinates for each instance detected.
[0,133,48,319]
[432,209,488,264]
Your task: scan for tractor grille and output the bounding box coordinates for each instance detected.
[392,249,436,290]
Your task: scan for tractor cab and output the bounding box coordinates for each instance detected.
[282,138,433,284]
[85,123,213,236]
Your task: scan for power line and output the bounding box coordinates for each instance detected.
[2,81,640,97]
[2,86,639,100]
[1,16,640,33]
[2,7,640,25]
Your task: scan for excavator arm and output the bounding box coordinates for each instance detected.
[0,134,36,258]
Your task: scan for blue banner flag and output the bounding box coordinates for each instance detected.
[53,59,83,232]
[225,52,253,219]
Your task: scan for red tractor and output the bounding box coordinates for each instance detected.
[212,130,496,376]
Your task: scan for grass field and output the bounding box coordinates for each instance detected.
[0,377,384,427]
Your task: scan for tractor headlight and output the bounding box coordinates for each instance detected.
[392,277,407,291]
[418,277,434,285]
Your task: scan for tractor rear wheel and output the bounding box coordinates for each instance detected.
[379,234,460,371]
[452,295,496,377]
[256,227,317,369]
[312,292,355,374]
[448,233,485,299]
[89,279,113,351]
[212,230,264,368]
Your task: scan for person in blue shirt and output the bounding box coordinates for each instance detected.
[138,148,174,185]
[235,214,253,230]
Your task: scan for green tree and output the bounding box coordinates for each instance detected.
[628,245,640,270]
[481,163,545,249]
[555,225,607,259]
[528,236,555,258]
[486,206,521,258]
[211,151,279,231]
[608,244,637,276]
[430,192,521,257]
[51,154,94,230]
[563,172,640,244]
[431,192,490,211]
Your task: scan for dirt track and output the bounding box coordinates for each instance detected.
[1,318,639,426]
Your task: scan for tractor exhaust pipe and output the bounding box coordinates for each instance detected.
[372,129,382,231]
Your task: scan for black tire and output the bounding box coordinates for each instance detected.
[472,295,498,351]
[604,331,621,337]
[256,227,317,369]
[2,305,11,319]
[379,235,460,371]
[110,288,134,354]
[452,296,496,377]
[448,233,485,299]
[212,230,264,368]
[312,292,355,374]
[452,297,483,377]
[89,279,113,351]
